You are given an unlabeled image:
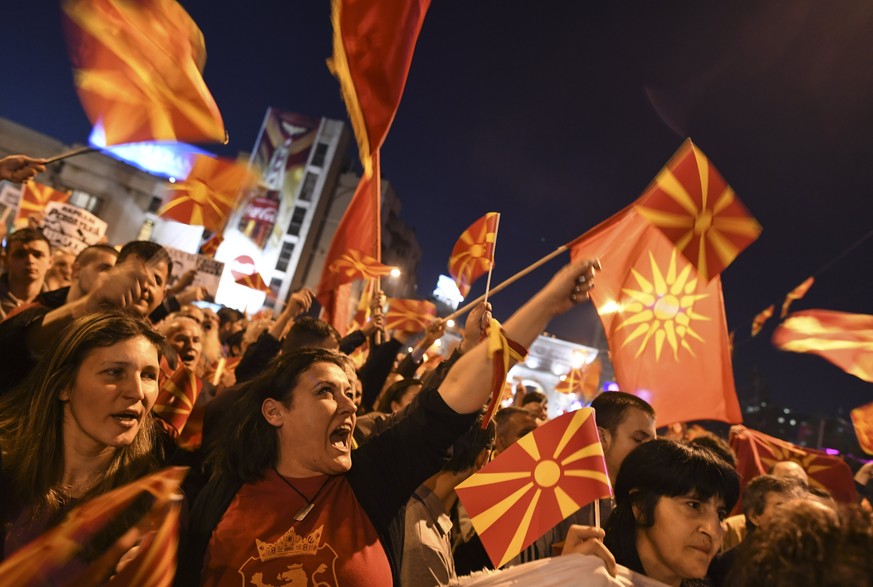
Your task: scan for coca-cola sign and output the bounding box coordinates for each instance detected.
[242,197,279,224]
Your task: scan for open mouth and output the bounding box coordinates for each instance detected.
[111,409,141,427]
[181,352,198,366]
[329,424,352,451]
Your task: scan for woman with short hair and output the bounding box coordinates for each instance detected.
[603,439,740,587]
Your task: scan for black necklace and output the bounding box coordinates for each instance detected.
[272,467,334,521]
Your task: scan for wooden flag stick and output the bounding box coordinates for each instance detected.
[594,497,601,530]
[44,146,97,164]
[446,244,568,321]
[482,214,501,309]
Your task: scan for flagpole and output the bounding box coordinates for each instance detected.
[481,214,500,309]
[43,146,96,164]
[594,498,601,530]
[446,244,568,321]
[372,151,385,345]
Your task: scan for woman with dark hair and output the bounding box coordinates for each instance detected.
[181,258,601,586]
[603,439,740,587]
[0,310,164,558]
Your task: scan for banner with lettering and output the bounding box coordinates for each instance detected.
[164,245,225,299]
[41,201,107,254]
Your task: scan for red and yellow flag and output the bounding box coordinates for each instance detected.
[456,408,611,568]
[781,276,815,318]
[555,359,603,403]
[328,0,430,177]
[484,318,527,428]
[199,233,223,257]
[635,139,761,282]
[329,249,394,281]
[159,155,256,232]
[772,309,873,383]
[316,162,387,332]
[729,425,857,504]
[235,272,271,293]
[63,0,225,145]
[448,212,500,298]
[570,207,742,425]
[850,402,873,456]
[385,298,436,332]
[17,181,69,220]
[751,305,775,337]
[153,365,204,436]
[0,467,186,586]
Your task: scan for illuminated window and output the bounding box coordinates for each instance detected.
[275,241,296,272]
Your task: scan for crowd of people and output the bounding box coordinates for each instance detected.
[0,153,871,586]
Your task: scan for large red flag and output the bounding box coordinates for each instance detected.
[159,155,256,232]
[0,467,186,586]
[448,212,500,298]
[570,207,742,425]
[456,408,611,568]
[317,165,383,331]
[635,139,761,282]
[729,426,857,503]
[850,402,873,456]
[781,276,815,318]
[63,0,225,145]
[772,309,873,383]
[385,298,436,332]
[328,0,430,177]
[17,181,70,220]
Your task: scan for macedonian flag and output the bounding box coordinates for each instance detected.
[773,309,873,383]
[235,272,271,293]
[17,181,69,220]
[153,365,204,437]
[199,233,223,257]
[385,298,436,332]
[329,249,394,281]
[730,425,857,504]
[780,276,815,318]
[159,155,256,232]
[570,207,742,425]
[636,139,761,282]
[484,318,527,428]
[0,467,186,586]
[555,359,603,402]
[850,402,873,456]
[448,212,500,298]
[456,408,611,568]
[751,305,775,337]
[63,0,225,145]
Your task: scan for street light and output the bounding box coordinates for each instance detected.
[389,267,401,278]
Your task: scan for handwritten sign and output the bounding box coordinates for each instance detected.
[41,201,107,254]
[164,246,225,299]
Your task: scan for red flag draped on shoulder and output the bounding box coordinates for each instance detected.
[159,155,256,232]
[17,181,69,220]
[569,206,742,425]
[772,309,873,383]
[449,212,500,298]
[729,425,857,503]
[780,276,814,318]
[456,408,611,568]
[635,139,761,282]
[0,467,186,586]
[63,0,225,145]
[385,298,436,332]
[328,0,430,177]
[850,402,873,456]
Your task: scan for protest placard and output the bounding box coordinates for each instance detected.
[164,245,225,299]
[41,201,107,254]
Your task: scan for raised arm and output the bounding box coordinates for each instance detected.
[437,258,599,414]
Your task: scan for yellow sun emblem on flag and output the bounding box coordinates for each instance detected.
[615,249,709,360]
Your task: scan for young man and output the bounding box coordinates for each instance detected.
[0,228,51,319]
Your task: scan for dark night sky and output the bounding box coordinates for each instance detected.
[3,2,872,421]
